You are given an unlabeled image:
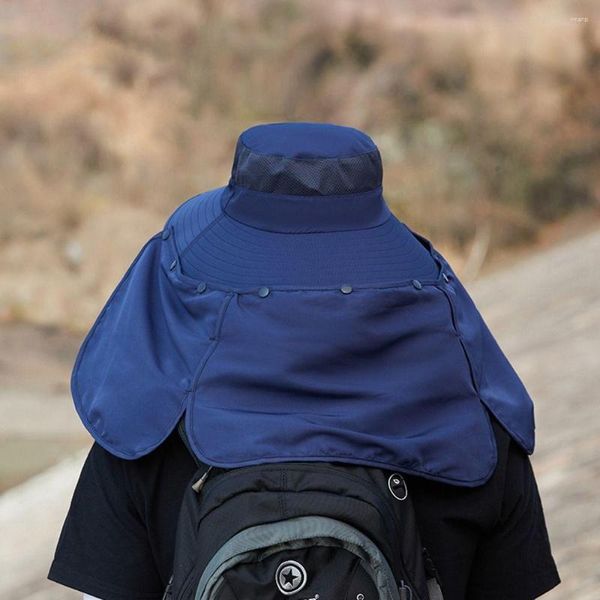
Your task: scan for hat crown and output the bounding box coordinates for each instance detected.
[230,122,383,197]
[225,123,388,233]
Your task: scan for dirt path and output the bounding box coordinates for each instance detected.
[1,228,599,598]
[470,228,600,599]
[0,324,88,491]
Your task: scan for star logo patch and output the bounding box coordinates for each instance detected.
[275,560,308,595]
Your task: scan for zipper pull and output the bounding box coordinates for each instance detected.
[162,574,173,600]
[192,466,213,493]
[399,580,413,600]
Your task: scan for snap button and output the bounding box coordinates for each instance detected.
[161,229,171,240]
[196,282,207,294]
[275,560,307,595]
[442,273,450,283]
[340,284,353,294]
[412,279,423,290]
[388,473,408,501]
[169,259,177,271]
[258,286,270,298]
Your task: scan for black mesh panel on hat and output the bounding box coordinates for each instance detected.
[232,141,383,196]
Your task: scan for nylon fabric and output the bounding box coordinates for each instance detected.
[70,122,536,486]
[195,516,400,600]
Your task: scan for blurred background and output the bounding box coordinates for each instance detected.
[0,0,598,598]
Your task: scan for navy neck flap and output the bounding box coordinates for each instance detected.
[69,122,536,487]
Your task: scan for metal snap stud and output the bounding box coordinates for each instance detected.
[258,286,270,298]
[442,273,450,283]
[340,284,353,294]
[161,229,171,240]
[169,259,177,271]
[196,282,207,294]
[412,279,423,290]
[388,473,408,501]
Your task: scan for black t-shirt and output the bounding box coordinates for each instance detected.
[48,416,560,600]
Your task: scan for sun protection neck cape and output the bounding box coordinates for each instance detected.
[71,122,535,487]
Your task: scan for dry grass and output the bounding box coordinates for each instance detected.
[0,0,598,329]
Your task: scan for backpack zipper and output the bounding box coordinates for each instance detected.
[162,574,174,600]
[198,462,410,578]
[192,467,213,493]
[201,462,403,531]
[178,464,417,599]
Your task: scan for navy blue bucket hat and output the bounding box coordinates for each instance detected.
[71,122,535,486]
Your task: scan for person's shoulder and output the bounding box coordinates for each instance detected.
[468,418,561,598]
[82,429,195,497]
[489,415,517,482]
[89,427,190,466]
[489,413,539,502]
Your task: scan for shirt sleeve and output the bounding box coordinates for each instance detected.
[48,443,165,600]
[466,440,561,599]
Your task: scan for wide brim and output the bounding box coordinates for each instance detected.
[175,188,439,289]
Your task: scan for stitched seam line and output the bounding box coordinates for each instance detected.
[237,138,381,161]
[189,293,234,392]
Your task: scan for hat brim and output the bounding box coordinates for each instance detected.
[175,188,439,289]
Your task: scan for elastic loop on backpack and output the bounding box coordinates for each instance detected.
[388,473,408,501]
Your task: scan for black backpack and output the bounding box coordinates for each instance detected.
[165,424,443,600]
